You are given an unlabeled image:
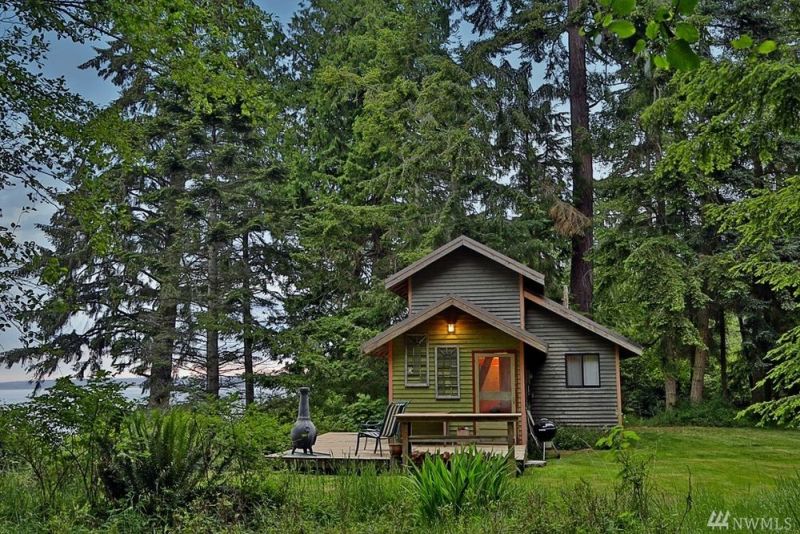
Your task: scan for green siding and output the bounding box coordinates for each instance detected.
[391,311,520,438]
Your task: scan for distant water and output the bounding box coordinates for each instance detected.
[0,378,147,405]
[0,378,277,405]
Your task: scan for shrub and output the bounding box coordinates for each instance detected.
[595,426,656,521]
[595,425,640,451]
[226,406,292,470]
[407,446,512,521]
[314,392,386,432]
[0,373,131,510]
[104,409,230,513]
[640,398,753,427]
[552,425,606,450]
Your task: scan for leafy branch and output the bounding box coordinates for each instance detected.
[583,0,777,71]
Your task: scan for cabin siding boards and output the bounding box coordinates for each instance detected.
[391,313,522,438]
[363,236,640,435]
[525,305,619,426]
[411,249,521,326]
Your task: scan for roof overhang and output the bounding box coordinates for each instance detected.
[384,235,545,294]
[361,295,548,355]
[523,291,643,357]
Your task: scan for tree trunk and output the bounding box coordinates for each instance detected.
[738,313,770,403]
[149,300,177,408]
[242,232,255,406]
[148,176,184,408]
[664,375,677,411]
[567,0,594,314]
[690,305,711,404]
[718,309,728,401]
[206,207,221,397]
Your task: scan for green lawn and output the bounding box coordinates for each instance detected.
[515,426,800,531]
[523,427,800,497]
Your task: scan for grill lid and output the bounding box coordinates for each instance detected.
[532,418,557,440]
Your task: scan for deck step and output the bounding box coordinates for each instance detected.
[525,460,547,467]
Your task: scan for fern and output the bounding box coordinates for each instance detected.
[106,409,228,511]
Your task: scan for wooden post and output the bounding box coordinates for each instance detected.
[400,421,410,466]
[518,341,526,446]
[387,341,393,402]
[507,420,515,456]
[615,346,623,425]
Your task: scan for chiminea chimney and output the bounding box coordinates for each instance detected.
[290,387,317,455]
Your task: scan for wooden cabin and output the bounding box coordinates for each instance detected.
[361,236,642,446]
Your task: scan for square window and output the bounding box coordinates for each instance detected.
[566,353,601,387]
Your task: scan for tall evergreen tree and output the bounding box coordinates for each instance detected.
[595,0,799,410]
[0,1,101,345]
[271,0,541,421]
[566,0,594,313]
[459,0,597,309]
[4,0,286,405]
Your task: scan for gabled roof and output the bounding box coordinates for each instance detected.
[361,295,548,355]
[384,235,545,293]
[524,291,643,356]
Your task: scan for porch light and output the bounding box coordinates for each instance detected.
[447,321,456,334]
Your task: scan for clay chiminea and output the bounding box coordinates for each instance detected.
[290,386,317,454]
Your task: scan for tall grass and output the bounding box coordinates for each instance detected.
[0,464,798,532]
[407,447,513,521]
[332,464,399,522]
[686,473,800,531]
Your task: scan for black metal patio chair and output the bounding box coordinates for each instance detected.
[355,400,409,455]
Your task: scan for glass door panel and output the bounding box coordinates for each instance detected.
[476,353,514,413]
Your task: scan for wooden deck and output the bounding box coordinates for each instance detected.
[269,432,527,469]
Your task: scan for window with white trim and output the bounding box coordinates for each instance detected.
[404,334,428,387]
[435,346,460,399]
[566,353,600,387]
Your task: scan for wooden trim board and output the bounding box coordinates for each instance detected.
[615,345,623,425]
[385,235,545,293]
[387,341,393,402]
[362,295,548,354]
[523,291,643,356]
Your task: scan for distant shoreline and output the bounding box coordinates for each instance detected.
[0,377,278,405]
[0,377,146,390]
